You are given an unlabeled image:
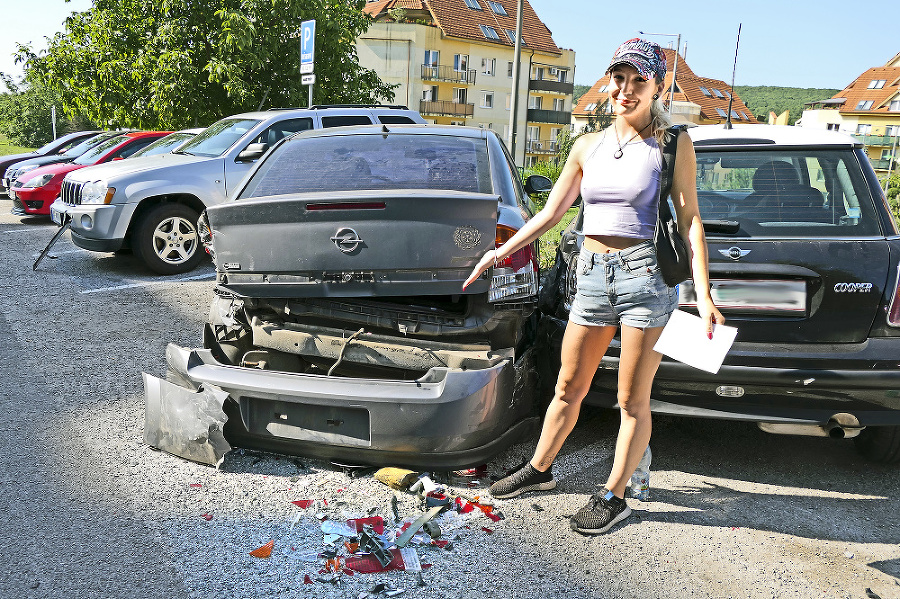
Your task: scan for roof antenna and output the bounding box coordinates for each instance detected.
[724,23,741,130]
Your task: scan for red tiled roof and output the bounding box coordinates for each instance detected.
[573,49,756,124]
[364,0,561,55]
[832,66,900,115]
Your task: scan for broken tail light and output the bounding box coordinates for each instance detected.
[887,264,900,327]
[489,224,538,303]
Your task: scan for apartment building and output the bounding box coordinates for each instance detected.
[799,52,900,174]
[573,48,755,130]
[358,0,575,166]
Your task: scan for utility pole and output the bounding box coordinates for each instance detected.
[507,0,524,164]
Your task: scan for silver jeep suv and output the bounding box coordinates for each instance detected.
[50,106,426,274]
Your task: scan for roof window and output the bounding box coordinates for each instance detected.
[487,1,508,15]
[463,0,482,9]
[856,100,874,110]
[479,25,500,40]
[867,80,886,89]
[715,108,727,117]
[712,88,725,98]
[699,86,712,97]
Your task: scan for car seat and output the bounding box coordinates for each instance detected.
[747,160,827,223]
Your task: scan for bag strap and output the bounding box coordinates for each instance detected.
[658,124,687,221]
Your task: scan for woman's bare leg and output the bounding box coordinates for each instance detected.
[604,324,666,497]
[530,322,617,471]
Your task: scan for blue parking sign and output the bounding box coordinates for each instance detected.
[301,20,315,67]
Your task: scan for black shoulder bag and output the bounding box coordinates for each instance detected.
[654,125,692,287]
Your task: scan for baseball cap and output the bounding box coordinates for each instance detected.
[606,38,667,81]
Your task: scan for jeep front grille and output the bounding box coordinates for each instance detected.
[61,180,84,205]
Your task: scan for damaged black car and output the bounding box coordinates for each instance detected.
[144,124,553,468]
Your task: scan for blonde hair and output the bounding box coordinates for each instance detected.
[650,77,673,145]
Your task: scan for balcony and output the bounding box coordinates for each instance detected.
[869,158,894,170]
[421,65,477,85]
[853,134,899,147]
[529,79,574,95]
[525,139,558,154]
[527,109,572,125]
[419,100,474,118]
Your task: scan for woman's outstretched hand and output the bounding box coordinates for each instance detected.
[462,249,497,290]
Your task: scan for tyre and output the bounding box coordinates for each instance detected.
[853,426,900,464]
[133,203,204,275]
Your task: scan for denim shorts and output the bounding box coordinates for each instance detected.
[569,240,679,329]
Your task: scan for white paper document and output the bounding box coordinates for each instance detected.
[653,310,737,374]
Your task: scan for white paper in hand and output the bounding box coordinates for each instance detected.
[653,310,737,374]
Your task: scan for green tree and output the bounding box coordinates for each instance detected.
[733,86,840,125]
[20,0,396,130]
[0,73,94,146]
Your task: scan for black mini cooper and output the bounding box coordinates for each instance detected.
[538,124,900,463]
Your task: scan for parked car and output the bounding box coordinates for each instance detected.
[49,105,426,275]
[144,124,554,468]
[538,124,900,463]
[129,128,205,158]
[10,130,170,216]
[0,130,101,192]
[3,131,121,193]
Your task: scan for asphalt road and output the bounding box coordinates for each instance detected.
[1,204,898,599]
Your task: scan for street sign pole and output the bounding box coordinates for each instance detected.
[301,20,316,108]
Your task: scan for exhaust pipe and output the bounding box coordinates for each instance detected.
[758,413,864,439]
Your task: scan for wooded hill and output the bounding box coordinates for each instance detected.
[734,86,840,125]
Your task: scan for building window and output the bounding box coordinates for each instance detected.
[890,99,900,111]
[554,69,568,83]
[422,86,438,101]
[699,86,712,97]
[480,91,494,108]
[463,0,482,9]
[598,84,609,93]
[487,0,507,15]
[528,96,542,110]
[724,90,732,99]
[424,50,439,67]
[715,108,727,117]
[454,54,468,72]
[482,58,495,75]
[881,149,893,160]
[712,88,725,98]
[887,125,900,136]
[553,98,565,112]
[505,93,511,110]
[584,102,596,112]
[532,66,544,80]
[826,123,841,131]
[450,120,465,126]
[856,100,874,110]
[479,25,500,40]
[867,80,887,89]
[856,124,872,135]
[507,61,514,78]
[505,29,517,44]
[453,88,467,104]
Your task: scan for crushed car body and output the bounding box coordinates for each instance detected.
[144,124,551,468]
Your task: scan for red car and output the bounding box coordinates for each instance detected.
[11,130,170,216]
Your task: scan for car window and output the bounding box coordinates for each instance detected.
[112,137,158,160]
[72,134,130,165]
[694,149,882,237]
[377,115,418,124]
[246,118,314,148]
[131,132,196,157]
[240,134,492,198]
[178,118,261,157]
[321,115,374,128]
[61,132,119,158]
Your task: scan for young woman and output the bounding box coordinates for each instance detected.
[463,38,723,534]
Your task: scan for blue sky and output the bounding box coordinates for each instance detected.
[2,0,898,91]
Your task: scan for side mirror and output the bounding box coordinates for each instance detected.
[524,174,553,195]
[237,143,268,162]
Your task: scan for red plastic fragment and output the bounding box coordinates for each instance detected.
[431,540,450,549]
[304,575,313,585]
[200,513,213,521]
[347,516,385,535]
[291,500,315,509]
[345,549,407,573]
[342,568,354,576]
[481,527,494,534]
[484,511,502,522]
[189,483,202,488]
[249,540,274,558]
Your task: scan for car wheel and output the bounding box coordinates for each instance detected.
[853,426,900,463]
[133,203,203,275]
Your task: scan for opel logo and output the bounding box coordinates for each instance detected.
[331,227,363,253]
[719,246,751,261]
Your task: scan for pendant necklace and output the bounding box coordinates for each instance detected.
[613,120,652,159]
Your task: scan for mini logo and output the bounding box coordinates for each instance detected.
[453,226,482,250]
[719,246,751,261]
[833,282,873,293]
[331,227,363,253]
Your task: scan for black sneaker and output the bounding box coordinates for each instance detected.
[489,461,556,499]
[569,487,632,534]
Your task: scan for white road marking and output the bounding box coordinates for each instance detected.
[80,272,215,294]
[30,248,86,258]
[4,227,57,233]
